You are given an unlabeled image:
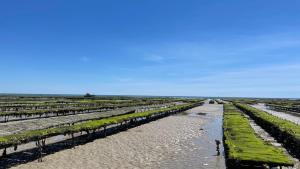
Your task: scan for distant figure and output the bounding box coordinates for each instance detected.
[215,139,221,156]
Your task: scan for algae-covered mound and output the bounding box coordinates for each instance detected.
[223,104,293,167]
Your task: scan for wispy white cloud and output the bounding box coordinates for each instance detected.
[129,31,300,65]
[99,62,300,98]
[120,30,300,86]
[177,63,300,97]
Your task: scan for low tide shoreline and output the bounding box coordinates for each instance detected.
[11,103,225,169]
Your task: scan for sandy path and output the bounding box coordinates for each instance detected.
[252,103,300,125]
[11,103,225,169]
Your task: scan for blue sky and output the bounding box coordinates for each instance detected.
[1,0,300,98]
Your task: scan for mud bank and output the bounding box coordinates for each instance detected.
[11,103,225,169]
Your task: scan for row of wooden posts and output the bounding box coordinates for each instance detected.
[0,103,200,162]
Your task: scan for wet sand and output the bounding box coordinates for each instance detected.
[11,103,225,169]
[159,102,225,169]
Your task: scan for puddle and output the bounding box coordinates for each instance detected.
[158,104,226,169]
[192,116,225,169]
[180,112,207,117]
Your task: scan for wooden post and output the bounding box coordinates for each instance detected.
[36,140,43,162]
[215,140,221,156]
[2,148,7,157]
[42,139,46,147]
[71,133,75,148]
[104,126,107,137]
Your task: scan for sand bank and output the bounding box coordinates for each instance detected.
[12,103,225,169]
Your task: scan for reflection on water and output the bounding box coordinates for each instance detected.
[158,104,226,169]
[192,115,225,169]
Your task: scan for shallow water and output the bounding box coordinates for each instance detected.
[157,103,226,169]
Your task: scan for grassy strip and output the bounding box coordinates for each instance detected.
[0,103,195,149]
[235,103,300,158]
[223,104,293,167]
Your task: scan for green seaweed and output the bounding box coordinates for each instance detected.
[0,104,195,148]
[235,103,300,141]
[223,104,293,166]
